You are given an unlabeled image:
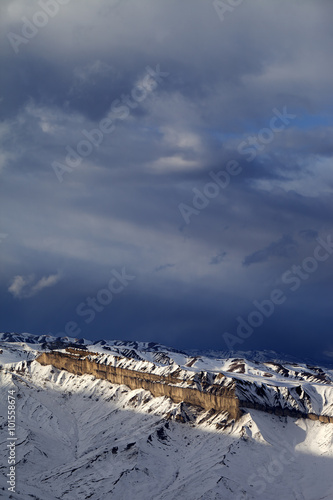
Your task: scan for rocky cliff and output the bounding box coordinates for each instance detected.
[36,349,333,423]
[36,350,242,420]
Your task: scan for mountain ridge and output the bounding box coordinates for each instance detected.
[1,332,333,499]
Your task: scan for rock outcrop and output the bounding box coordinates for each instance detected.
[36,349,333,424]
[36,350,242,420]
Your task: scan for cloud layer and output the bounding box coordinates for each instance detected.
[1,0,333,363]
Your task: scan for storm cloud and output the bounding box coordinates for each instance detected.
[1,0,333,364]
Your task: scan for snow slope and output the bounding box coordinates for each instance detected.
[2,332,332,419]
[0,333,333,499]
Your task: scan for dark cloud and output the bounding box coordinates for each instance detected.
[1,0,333,363]
[243,234,298,267]
[210,252,226,265]
[154,263,175,273]
[299,229,319,241]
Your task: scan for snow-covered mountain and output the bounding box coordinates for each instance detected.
[1,332,333,499]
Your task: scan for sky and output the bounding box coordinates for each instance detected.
[1,0,333,363]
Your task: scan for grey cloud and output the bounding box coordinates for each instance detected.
[154,263,175,273]
[299,229,319,241]
[243,234,298,267]
[1,0,333,362]
[210,252,226,265]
